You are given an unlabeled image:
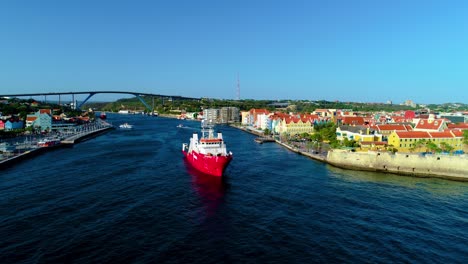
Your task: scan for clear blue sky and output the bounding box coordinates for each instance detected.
[0,0,467,104]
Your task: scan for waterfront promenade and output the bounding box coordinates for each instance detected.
[232,124,468,181]
[0,121,114,169]
[60,121,114,144]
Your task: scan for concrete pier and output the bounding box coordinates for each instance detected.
[0,123,114,169]
[61,126,114,144]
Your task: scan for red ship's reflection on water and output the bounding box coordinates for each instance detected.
[184,159,228,202]
[183,159,230,223]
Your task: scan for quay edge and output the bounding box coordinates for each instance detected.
[1,126,114,170]
[326,150,468,182]
[230,124,468,182]
[61,126,114,145]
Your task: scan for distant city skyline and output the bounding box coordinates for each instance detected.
[1,0,467,104]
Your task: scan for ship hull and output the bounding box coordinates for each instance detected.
[183,150,232,177]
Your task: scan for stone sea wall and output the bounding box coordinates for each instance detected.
[327,150,468,181]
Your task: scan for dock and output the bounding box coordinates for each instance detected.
[1,122,114,169]
[254,137,276,144]
[61,126,114,144]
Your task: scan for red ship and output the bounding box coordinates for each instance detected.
[182,122,233,177]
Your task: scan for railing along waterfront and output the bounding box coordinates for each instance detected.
[0,120,113,163]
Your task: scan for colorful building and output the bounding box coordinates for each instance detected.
[26,109,52,132]
[278,116,314,135]
[413,115,447,132]
[370,124,413,140]
[5,120,24,130]
[388,130,463,153]
[240,111,250,125]
[336,125,383,143]
[339,116,366,126]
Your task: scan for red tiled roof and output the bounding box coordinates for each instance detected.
[26,116,37,122]
[414,118,445,130]
[375,124,412,132]
[429,131,454,138]
[341,116,365,125]
[395,130,463,139]
[395,131,431,138]
[447,123,468,130]
[450,130,464,137]
[284,117,299,124]
[391,116,413,123]
[249,108,269,115]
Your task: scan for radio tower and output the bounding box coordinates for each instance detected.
[236,72,240,100]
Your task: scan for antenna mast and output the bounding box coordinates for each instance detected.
[236,72,240,100]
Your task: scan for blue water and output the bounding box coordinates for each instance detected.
[1,114,467,263]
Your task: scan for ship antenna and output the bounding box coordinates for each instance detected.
[236,72,240,100]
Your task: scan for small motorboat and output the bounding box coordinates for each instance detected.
[119,123,133,129]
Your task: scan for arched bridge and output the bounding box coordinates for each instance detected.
[0,91,201,111]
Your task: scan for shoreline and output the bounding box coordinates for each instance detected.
[230,124,468,182]
[0,124,114,169]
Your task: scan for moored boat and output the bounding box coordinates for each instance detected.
[37,137,61,148]
[182,122,232,177]
[254,137,275,144]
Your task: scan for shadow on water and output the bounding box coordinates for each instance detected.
[184,160,228,200]
[326,164,468,197]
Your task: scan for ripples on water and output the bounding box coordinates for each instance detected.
[0,114,467,263]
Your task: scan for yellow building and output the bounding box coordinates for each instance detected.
[388,130,463,152]
[279,117,314,135]
[336,125,384,150]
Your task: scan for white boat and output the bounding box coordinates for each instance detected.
[119,123,133,129]
[37,137,61,147]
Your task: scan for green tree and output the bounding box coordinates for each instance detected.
[342,138,358,148]
[426,141,441,153]
[310,133,323,142]
[314,122,337,142]
[411,139,427,153]
[439,142,454,153]
[299,132,311,140]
